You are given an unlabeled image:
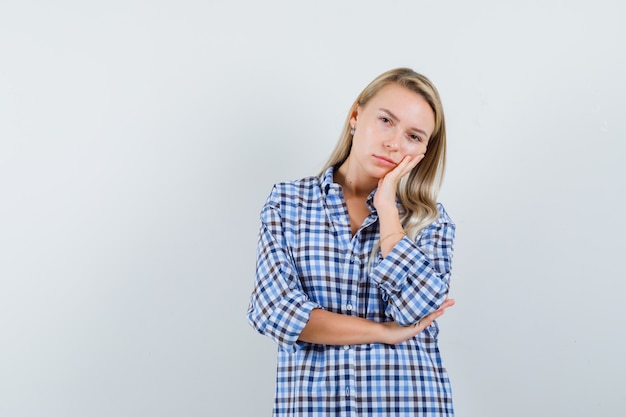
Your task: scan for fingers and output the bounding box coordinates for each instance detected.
[413,299,456,333]
[387,154,424,181]
[384,299,456,343]
[376,154,424,198]
[405,153,425,169]
[415,310,443,331]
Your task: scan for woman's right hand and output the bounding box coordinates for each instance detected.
[379,298,455,345]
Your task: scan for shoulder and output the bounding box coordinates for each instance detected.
[415,203,456,247]
[265,175,322,208]
[261,176,323,225]
[435,202,455,228]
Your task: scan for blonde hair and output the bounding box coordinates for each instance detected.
[319,67,447,240]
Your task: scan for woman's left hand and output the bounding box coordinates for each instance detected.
[373,154,424,213]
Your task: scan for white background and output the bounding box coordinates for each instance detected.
[1,1,625,416]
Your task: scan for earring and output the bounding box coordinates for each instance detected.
[350,127,355,135]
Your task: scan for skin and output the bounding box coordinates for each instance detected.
[299,83,455,346]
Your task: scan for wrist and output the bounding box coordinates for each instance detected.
[380,231,406,244]
[376,204,399,218]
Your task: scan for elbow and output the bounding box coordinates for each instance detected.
[246,296,319,353]
[388,282,450,326]
[246,302,268,336]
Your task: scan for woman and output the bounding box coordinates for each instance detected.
[247,67,456,416]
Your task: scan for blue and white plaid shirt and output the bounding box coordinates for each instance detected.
[247,166,456,416]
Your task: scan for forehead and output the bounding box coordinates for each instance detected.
[366,83,427,108]
[363,83,435,133]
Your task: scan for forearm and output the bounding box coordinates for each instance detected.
[298,302,454,346]
[298,308,385,345]
[378,205,405,257]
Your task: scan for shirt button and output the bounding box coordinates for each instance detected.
[346,304,353,311]
[345,387,350,396]
[343,345,349,351]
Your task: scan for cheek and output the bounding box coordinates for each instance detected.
[404,143,428,157]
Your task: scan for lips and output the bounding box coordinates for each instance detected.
[373,155,397,167]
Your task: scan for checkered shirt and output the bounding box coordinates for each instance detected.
[247,166,456,416]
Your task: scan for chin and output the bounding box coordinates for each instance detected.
[367,167,389,180]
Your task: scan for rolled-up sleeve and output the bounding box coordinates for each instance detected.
[370,206,455,326]
[246,194,321,353]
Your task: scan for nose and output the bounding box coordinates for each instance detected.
[384,133,400,151]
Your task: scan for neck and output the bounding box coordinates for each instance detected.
[335,159,377,198]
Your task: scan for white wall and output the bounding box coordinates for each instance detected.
[1,1,624,416]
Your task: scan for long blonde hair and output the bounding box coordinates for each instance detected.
[319,67,447,239]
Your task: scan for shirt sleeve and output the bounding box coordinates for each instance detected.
[246,192,321,353]
[369,206,455,326]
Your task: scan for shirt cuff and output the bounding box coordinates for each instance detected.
[266,294,321,353]
[370,236,430,294]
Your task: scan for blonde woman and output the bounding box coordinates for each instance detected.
[247,68,457,416]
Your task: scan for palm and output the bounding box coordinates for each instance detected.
[373,154,422,211]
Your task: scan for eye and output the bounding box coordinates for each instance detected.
[409,134,422,142]
[380,117,392,125]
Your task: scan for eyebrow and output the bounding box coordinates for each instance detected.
[379,108,430,141]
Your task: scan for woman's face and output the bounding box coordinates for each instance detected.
[349,83,435,180]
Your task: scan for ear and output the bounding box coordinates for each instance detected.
[349,105,361,128]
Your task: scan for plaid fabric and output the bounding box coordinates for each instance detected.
[247,166,456,417]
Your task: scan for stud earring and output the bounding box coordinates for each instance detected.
[350,128,355,135]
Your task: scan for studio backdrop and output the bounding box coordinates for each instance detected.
[1,1,624,416]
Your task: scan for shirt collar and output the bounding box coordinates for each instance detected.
[320,165,379,214]
[320,165,337,196]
